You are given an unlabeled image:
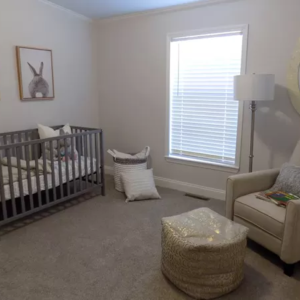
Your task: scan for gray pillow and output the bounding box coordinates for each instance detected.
[271,163,300,196]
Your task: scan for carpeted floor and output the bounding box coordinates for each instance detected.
[0,176,299,300]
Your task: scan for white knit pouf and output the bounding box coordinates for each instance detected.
[161,208,249,300]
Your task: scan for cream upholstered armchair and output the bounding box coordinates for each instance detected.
[226,142,300,277]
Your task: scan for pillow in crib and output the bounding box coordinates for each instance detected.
[38,124,78,160]
[38,124,72,139]
[121,169,161,202]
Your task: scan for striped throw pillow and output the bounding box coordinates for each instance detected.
[121,169,161,202]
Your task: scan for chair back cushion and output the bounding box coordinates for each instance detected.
[271,163,300,197]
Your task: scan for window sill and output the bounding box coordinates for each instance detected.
[165,155,240,174]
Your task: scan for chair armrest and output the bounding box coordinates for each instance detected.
[281,200,300,264]
[226,169,280,220]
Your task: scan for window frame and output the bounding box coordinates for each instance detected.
[165,24,249,173]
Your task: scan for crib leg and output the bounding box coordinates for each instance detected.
[101,183,106,197]
[283,262,295,277]
[100,131,105,197]
[100,168,105,196]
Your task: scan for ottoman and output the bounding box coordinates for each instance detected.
[161,208,249,300]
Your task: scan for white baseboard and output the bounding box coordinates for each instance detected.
[154,176,225,201]
[104,166,225,201]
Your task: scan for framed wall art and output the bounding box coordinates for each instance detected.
[16,46,55,100]
[287,39,300,115]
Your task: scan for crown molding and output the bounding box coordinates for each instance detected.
[38,0,92,22]
[39,0,242,23]
[98,0,242,23]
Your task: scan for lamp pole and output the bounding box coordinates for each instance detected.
[234,74,275,174]
[249,101,256,173]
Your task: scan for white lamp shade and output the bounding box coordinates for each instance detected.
[234,74,275,101]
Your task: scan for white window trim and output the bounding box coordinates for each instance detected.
[165,24,249,172]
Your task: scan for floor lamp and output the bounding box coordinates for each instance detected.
[234,74,275,173]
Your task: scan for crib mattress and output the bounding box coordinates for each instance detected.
[3,156,98,201]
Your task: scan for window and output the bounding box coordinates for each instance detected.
[167,25,248,170]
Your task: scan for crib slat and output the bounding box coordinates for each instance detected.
[71,137,76,194]
[30,131,34,161]
[77,135,82,192]
[100,131,105,195]
[89,133,94,186]
[25,132,29,160]
[18,133,23,159]
[3,135,7,146]
[32,132,36,160]
[34,144,42,207]
[26,132,31,160]
[11,134,15,156]
[0,137,3,160]
[6,148,17,216]
[75,129,80,152]
[49,141,57,202]
[95,133,100,185]
[3,135,8,160]
[84,135,88,189]
[57,141,64,198]
[25,145,34,210]
[64,138,70,197]
[32,131,36,160]
[81,131,84,158]
[0,159,7,220]
[28,131,32,160]
[16,147,25,213]
[41,143,49,204]
[1,136,7,163]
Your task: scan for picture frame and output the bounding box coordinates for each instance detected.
[16,46,55,100]
[287,39,300,115]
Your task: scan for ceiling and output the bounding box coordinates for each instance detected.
[47,0,204,19]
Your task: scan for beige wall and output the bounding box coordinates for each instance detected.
[95,0,300,194]
[0,0,99,132]
[1,0,300,197]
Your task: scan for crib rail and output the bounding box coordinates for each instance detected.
[0,126,105,227]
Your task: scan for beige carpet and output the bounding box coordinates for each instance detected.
[0,176,299,300]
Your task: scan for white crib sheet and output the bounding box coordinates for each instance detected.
[3,156,98,201]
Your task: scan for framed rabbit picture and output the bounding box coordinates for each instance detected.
[16,46,55,100]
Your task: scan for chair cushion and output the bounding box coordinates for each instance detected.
[234,193,286,240]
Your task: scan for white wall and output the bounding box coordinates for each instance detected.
[2,0,298,198]
[95,0,300,197]
[0,0,99,132]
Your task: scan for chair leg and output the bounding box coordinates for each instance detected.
[283,262,295,277]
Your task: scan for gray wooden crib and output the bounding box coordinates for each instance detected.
[0,125,105,227]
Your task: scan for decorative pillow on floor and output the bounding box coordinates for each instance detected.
[121,169,161,202]
[271,163,300,196]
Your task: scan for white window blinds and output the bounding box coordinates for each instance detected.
[169,30,244,166]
